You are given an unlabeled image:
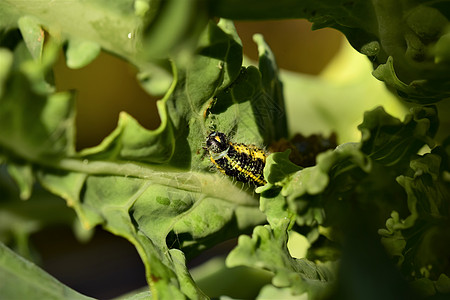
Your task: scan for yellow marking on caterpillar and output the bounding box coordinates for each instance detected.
[205,132,267,186]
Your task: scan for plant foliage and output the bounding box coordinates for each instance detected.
[1,0,449,299]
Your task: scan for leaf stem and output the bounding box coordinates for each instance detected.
[50,157,258,205]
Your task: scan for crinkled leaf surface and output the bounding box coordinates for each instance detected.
[1,0,209,61]
[1,0,139,59]
[0,17,285,298]
[227,220,337,299]
[0,42,75,161]
[267,106,438,230]
[359,106,438,167]
[0,0,211,97]
[228,106,444,298]
[252,34,287,143]
[2,1,450,299]
[211,0,450,103]
[379,149,450,282]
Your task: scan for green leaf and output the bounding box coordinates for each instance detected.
[1,0,218,100]
[0,0,140,59]
[7,163,33,200]
[210,0,373,29]
[371,56,450,104]
[0,42,76,160]
[211,0,450,103]
[141,0,209,60]
[0,242,93,300]
[262,150,301,185]
[259,187,295,233]
[226,221,336,298]
[36,163,265,298]
[410,274,450,298]
[261,142,369,229]
[1,18,285,298]
[78,111,175,164]
[257,285,302,300]
[190,256,272,299]
[359,105,438,167]
[17,16,44,60]
[253,34,288,142]
[137,62,173,96]
[5,1,449,298]
[379,151,450,282]
[436,274,450,294]
[66,38,101,69]
[260,106,439,266]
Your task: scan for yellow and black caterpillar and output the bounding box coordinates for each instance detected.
[205,132,267,186]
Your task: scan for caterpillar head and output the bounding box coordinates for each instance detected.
[206,132,229,153]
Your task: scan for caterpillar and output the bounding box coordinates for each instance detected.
[205,132,267,186]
